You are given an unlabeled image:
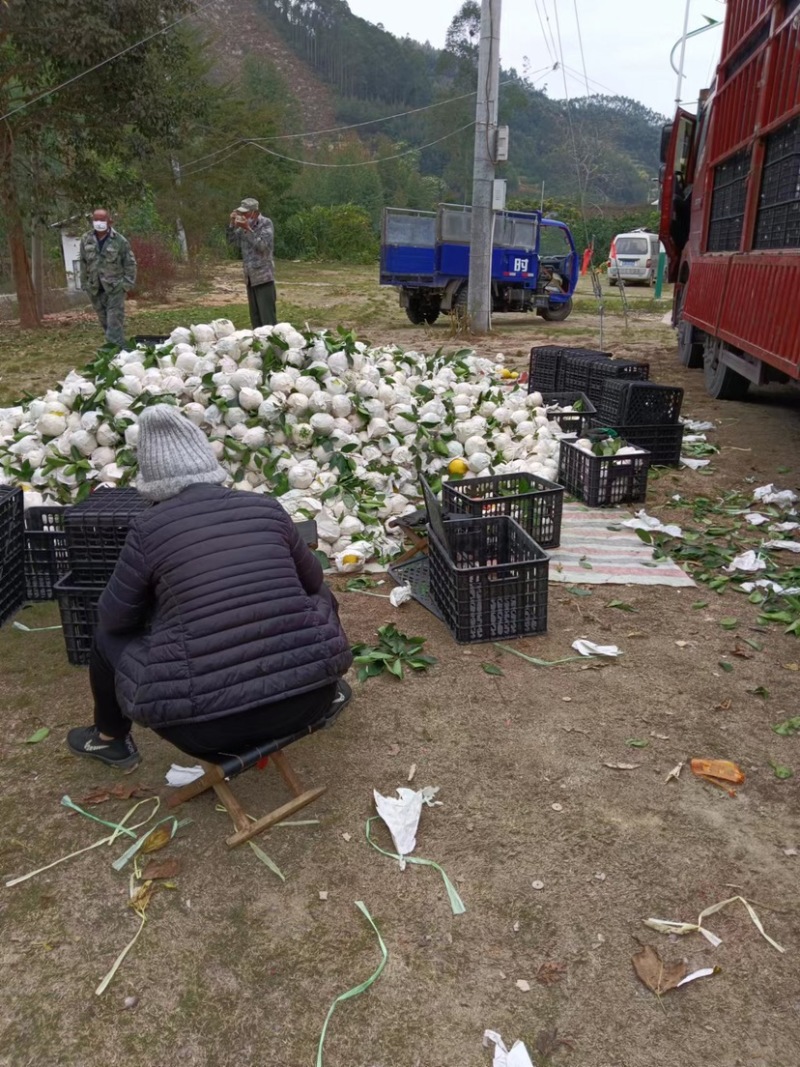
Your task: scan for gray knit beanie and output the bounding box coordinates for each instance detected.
[135,404,227,501]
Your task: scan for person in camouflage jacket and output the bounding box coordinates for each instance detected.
[79,209,137,348]
[226,197,277,328]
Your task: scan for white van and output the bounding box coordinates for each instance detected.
[607,230,664,286]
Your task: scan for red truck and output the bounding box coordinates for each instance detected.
[660,0,800,399]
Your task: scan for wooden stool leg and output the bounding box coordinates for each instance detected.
[167,760,226,809]
[212,780,251,834]
[225,787,327,849]
[272,749,305,797]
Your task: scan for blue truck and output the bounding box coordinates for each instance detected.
[380,203,579,325]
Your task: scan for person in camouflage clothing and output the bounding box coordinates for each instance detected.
[79,209,137,348]
[227,197,277,328]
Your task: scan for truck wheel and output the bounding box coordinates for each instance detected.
[422,302,441,325]
[539,297,573,322]
[703,343,750,401]
[677,320,704,368]
[405,298,425,325]
[452,285,469,321]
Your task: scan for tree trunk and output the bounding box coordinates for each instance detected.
[0,124,40,328]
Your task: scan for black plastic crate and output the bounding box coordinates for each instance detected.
[428,514,549,644]
[560,352,613,393]
[0,486,25,626]
[420,477,451,552]
[388,553,445,623]
[528,346,564,391]
[590,420,684,467]
[133,335,170,347]
[24,505,69,601]
[539,392,596,435]
[528,347,612,392]
[585,359,650,404]
[53,573,103,666]
[442,472,563,549]
[65,488,151,585]
[595,380,683,425]
[558,434,651,507]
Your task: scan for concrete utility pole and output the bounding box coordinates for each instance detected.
[467,0,502,334]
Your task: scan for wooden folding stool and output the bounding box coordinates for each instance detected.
[167,691,349,849]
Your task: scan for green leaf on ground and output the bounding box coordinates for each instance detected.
[772,717,800,736]
[345,576,379,592]
[692,601,709,609]
[748,686,770,699]
[777,466,791,474]
[719,617,739,630]
[578,557,593,570]
[770,761,794,780]
[625,738,649,748]
[719,661,734,672]
[23,727,50,744]
[742,637,764,651]
[565,587,592,597]
[607,600,638,613]
[481,663,504,676]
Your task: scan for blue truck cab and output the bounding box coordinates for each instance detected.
[380,203,578,325]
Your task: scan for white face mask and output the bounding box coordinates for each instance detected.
[93,220,109,233]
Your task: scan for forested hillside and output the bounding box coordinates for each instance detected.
[258,0,666,205]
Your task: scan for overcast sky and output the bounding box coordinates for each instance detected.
[345,0,725,117]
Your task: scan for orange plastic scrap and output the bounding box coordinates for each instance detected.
[690,759,746,796]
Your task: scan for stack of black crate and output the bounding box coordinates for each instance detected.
[54,488,151,665]
[590,380,685,466]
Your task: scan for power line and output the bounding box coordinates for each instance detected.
[533,0,555,65]
[0,0,220,124]
[561,63,617,98]
[572,0,592,97]
[539,0,561,67]
[179,80,523,173]
[182,122,477,178]
[551,0,590,246]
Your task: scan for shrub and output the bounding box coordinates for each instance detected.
[280,204,378,264]
[128,236,179,302]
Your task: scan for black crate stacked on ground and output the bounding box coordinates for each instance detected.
[558,352,614,394]
[528,347,612,393]
[527,346,565,391]
[591,380,684,466]
[589,420,684,466]
[539,392,596,435]
[0,486,25,626]
[55,488,152,665]
[52,576,103,666]
[442,472,563,549]
[421,478,549,643]
[558,431,651,507]
[594,380,683,426]
[582,359,650,405]
[64,487,151,585]
[24,505,70,601]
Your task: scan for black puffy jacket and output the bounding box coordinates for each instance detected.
[97,484,352,729]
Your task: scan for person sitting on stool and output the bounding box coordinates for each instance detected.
[67,404,352,771]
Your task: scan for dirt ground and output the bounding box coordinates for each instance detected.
[1,271,799,1067]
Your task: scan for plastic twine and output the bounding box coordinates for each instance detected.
[365,816,466,916]
[315,901,388,1067]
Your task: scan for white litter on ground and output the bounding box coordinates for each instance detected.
[165,764,204,787]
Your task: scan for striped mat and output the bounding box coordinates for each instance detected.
[548,503,695,587]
